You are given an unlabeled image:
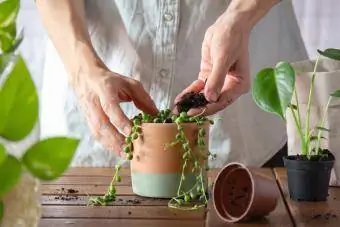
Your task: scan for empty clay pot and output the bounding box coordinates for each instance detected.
[213,162,279,223]
[130,122,209,198]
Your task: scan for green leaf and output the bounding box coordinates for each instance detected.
[330,89,340,97]
[0,29,14,52]
[22,137,80,181]
[4,29,23,53]
[0,55,39,141]
[252,62,295,119]
[0,199,3,224]
[0,52,15,74]
[0,144,6,166]
[0,154,22,197]
[317,48,340,61]
[0,0,20,28]
[315,126,330,132]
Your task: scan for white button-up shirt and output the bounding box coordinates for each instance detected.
[40,0,308,167]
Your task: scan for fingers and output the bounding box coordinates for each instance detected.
[204,54,235,103]
[86,97,125,155]
[188,56,250,117]
[100,94,132,136]
[127,80,159,116]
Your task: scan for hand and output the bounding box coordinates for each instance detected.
[174,13,251,116]
[72,66,158,156]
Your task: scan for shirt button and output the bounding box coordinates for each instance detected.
[163,12,173,21]
[159,68,169,77]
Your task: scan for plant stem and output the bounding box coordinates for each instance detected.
[289,106,307,155]
[304,54,320,155]
[314,96,332,155]
[294,88,302,129]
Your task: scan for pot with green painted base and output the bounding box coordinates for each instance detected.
[130,122,209,198]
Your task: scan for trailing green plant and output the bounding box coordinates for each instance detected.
[252,48,340,159]
[0,0,80,223]
[88,109,216,210]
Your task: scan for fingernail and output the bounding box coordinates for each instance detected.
[207,90,218,102]
[122,125,131,136]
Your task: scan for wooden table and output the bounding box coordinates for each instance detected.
[38,167,340,227]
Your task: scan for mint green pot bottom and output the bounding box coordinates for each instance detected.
[131,171,208,198]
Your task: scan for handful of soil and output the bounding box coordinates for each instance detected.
[175,92,209,113]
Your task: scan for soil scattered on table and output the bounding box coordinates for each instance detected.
[67,188,79,193]
[307,212,338,221]
[54,187,79,201]
[175,92,209,113]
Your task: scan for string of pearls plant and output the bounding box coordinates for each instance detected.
[88,109,215,210]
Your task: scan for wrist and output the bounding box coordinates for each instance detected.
[68,44,108,87]
[74,43,107,75]
[222,0,280,32]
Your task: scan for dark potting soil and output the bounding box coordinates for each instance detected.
[175,92,209,113]
[305,211,338,222]
[54,188,79,201]
[286,149,335,162]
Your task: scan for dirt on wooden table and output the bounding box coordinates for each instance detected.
[274,168,340,227]
[38,167,296,227]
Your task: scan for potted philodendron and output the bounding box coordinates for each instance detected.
[89,92,216,210]
[0,1,80,226]
[252,48,340,201]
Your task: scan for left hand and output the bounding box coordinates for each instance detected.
[174,13,251,116]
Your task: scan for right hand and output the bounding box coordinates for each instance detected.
[72,66,158,156]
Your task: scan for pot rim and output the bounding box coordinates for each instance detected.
[140,121,210,126]
[212,162,255,223]
[283,155,335,164]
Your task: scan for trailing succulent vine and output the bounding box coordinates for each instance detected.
[88,92,216,210]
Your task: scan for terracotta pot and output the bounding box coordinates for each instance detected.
[213,162,279,223]
[130,122,209,198]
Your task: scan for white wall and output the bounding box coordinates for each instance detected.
[17,0,340,92]
[292,0,340,58]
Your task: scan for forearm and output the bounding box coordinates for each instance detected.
[36,0,106,78]
[224,0,281,31]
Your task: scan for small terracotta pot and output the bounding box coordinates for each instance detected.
[131,122,209,198]
[213,162,279,223]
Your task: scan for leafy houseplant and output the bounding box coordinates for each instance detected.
[252,48,340,201]
[0,0,80,226]
[88,92,216,211]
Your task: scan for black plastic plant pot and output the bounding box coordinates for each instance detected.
[283,154,335,202]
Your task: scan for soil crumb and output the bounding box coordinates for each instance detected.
[176,92,209,113]
[54,187,79,201]
[307,212,338,222]
[67,189,79,194]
